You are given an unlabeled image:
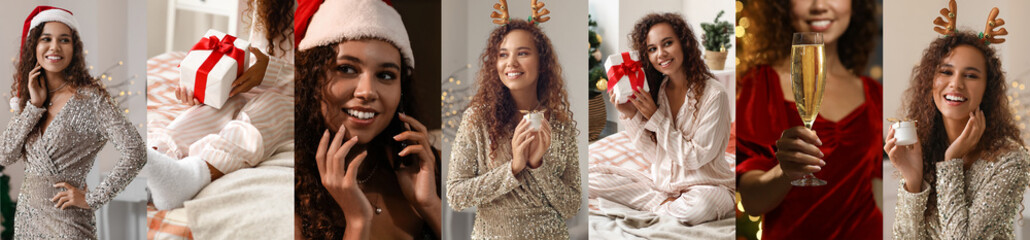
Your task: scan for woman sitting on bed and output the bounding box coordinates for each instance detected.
[293,0,442,239]
[587,12,734,225]
[142,0,295,211]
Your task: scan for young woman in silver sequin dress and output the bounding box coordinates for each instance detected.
[0,7,145,239]
[446,18,581,239]
[887,31,1030,239]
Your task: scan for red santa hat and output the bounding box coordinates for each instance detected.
[295,0,413,67]
[21,6,79,51]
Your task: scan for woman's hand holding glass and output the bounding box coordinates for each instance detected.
[526,117,551,169]
[774,126,826,180]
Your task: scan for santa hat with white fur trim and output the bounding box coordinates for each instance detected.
[21,6,79,51]
[295,0,414,67]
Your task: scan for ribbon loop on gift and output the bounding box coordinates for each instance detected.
[606,52,645,94]
[187,35,245,103]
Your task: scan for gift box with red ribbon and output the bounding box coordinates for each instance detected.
[179,29,250,109]
[604,51,650,104]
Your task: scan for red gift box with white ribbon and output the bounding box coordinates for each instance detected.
[604,51,650,104]
[179,29,250,109]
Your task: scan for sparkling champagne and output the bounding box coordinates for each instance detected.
[790,44,826,129]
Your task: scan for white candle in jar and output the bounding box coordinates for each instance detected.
[893,121,917,146]
[523,112,543,131]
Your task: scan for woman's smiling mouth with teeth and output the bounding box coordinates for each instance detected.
[944,94,967,102]
[45,56,62,61]
[810,20,831,28]
[346,109,376,120]
[659,59,672,67]
[506,72,523,78]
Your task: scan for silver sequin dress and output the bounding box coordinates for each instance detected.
[893,146,1030,239]
[447,107,581,240]
[0,87,145,239]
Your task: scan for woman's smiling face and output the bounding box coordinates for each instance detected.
[495,29,540,92]
[645,23,683,76]
[36,22,74,73]
[320,39,403,144]
[932,45,986,122]
[791,0,851,45]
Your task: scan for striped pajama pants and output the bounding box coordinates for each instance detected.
[149,87,294,174]
[588,165,734,225]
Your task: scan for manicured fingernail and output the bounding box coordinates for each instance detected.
[393,135,401,140]
[812,166,822,172]
[819,160,826,166]
[818,151,825,158]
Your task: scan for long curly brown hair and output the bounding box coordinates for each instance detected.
[739,0,878,76]
[903,31,1023,217]
[629,12,713,119]
[11,22,106,112]
[244,0,294,56]
[466,19,573,161]
[295,38,438,239]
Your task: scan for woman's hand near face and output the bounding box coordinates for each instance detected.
[774,126,826,180]
[27,64,46,108]
[174,86,201,106]
[393,113,442,237]
[630,89,657,120]
[51,182,89,210]
[510,118,535,175]
[230,47,269,97]
[945,109,986,161]
[316,124,373,237]
[526,117,551,169]
[393,113,441,210]
[885,125,924,192]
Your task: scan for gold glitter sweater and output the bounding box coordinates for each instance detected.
[893,147,1030,240]
[447,107,581,240]
[0,87,145,239]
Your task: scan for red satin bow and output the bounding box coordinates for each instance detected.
[606,52,645,95]
[187,34,245,103]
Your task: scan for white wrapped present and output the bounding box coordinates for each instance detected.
[604,51,649,104]
[179,29,250,109]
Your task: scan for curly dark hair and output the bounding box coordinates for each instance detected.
[294,39,424,239]
[466,19,574,162]
[629,12,713,119]
[11,22,108,112]
[739,0,878,76]
[244,0,294,57]
[902,31,1023,217]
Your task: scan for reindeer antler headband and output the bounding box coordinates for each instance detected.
[490,0,551,25]
[933,0,1007,45]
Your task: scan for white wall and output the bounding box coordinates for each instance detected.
[883,0,1030,239]
[0,0,147,201]
[145,0,233,58]
[441,0,589,239]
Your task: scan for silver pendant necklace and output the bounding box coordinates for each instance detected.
[358,160,381,214]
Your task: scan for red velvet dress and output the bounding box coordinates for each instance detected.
[736,65,882,239]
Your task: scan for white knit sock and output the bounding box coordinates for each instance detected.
[143,148,212,210]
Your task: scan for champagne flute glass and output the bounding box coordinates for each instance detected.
[790,32,827,187]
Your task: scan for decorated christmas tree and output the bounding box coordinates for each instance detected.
[588,14,605,98]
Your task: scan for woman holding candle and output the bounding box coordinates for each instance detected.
[888,2,1028,238]
[446,1,580,238]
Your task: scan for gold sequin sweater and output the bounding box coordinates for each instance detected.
[893,147,1030,240]
[447,107,581,240]
[0,87,145,239]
